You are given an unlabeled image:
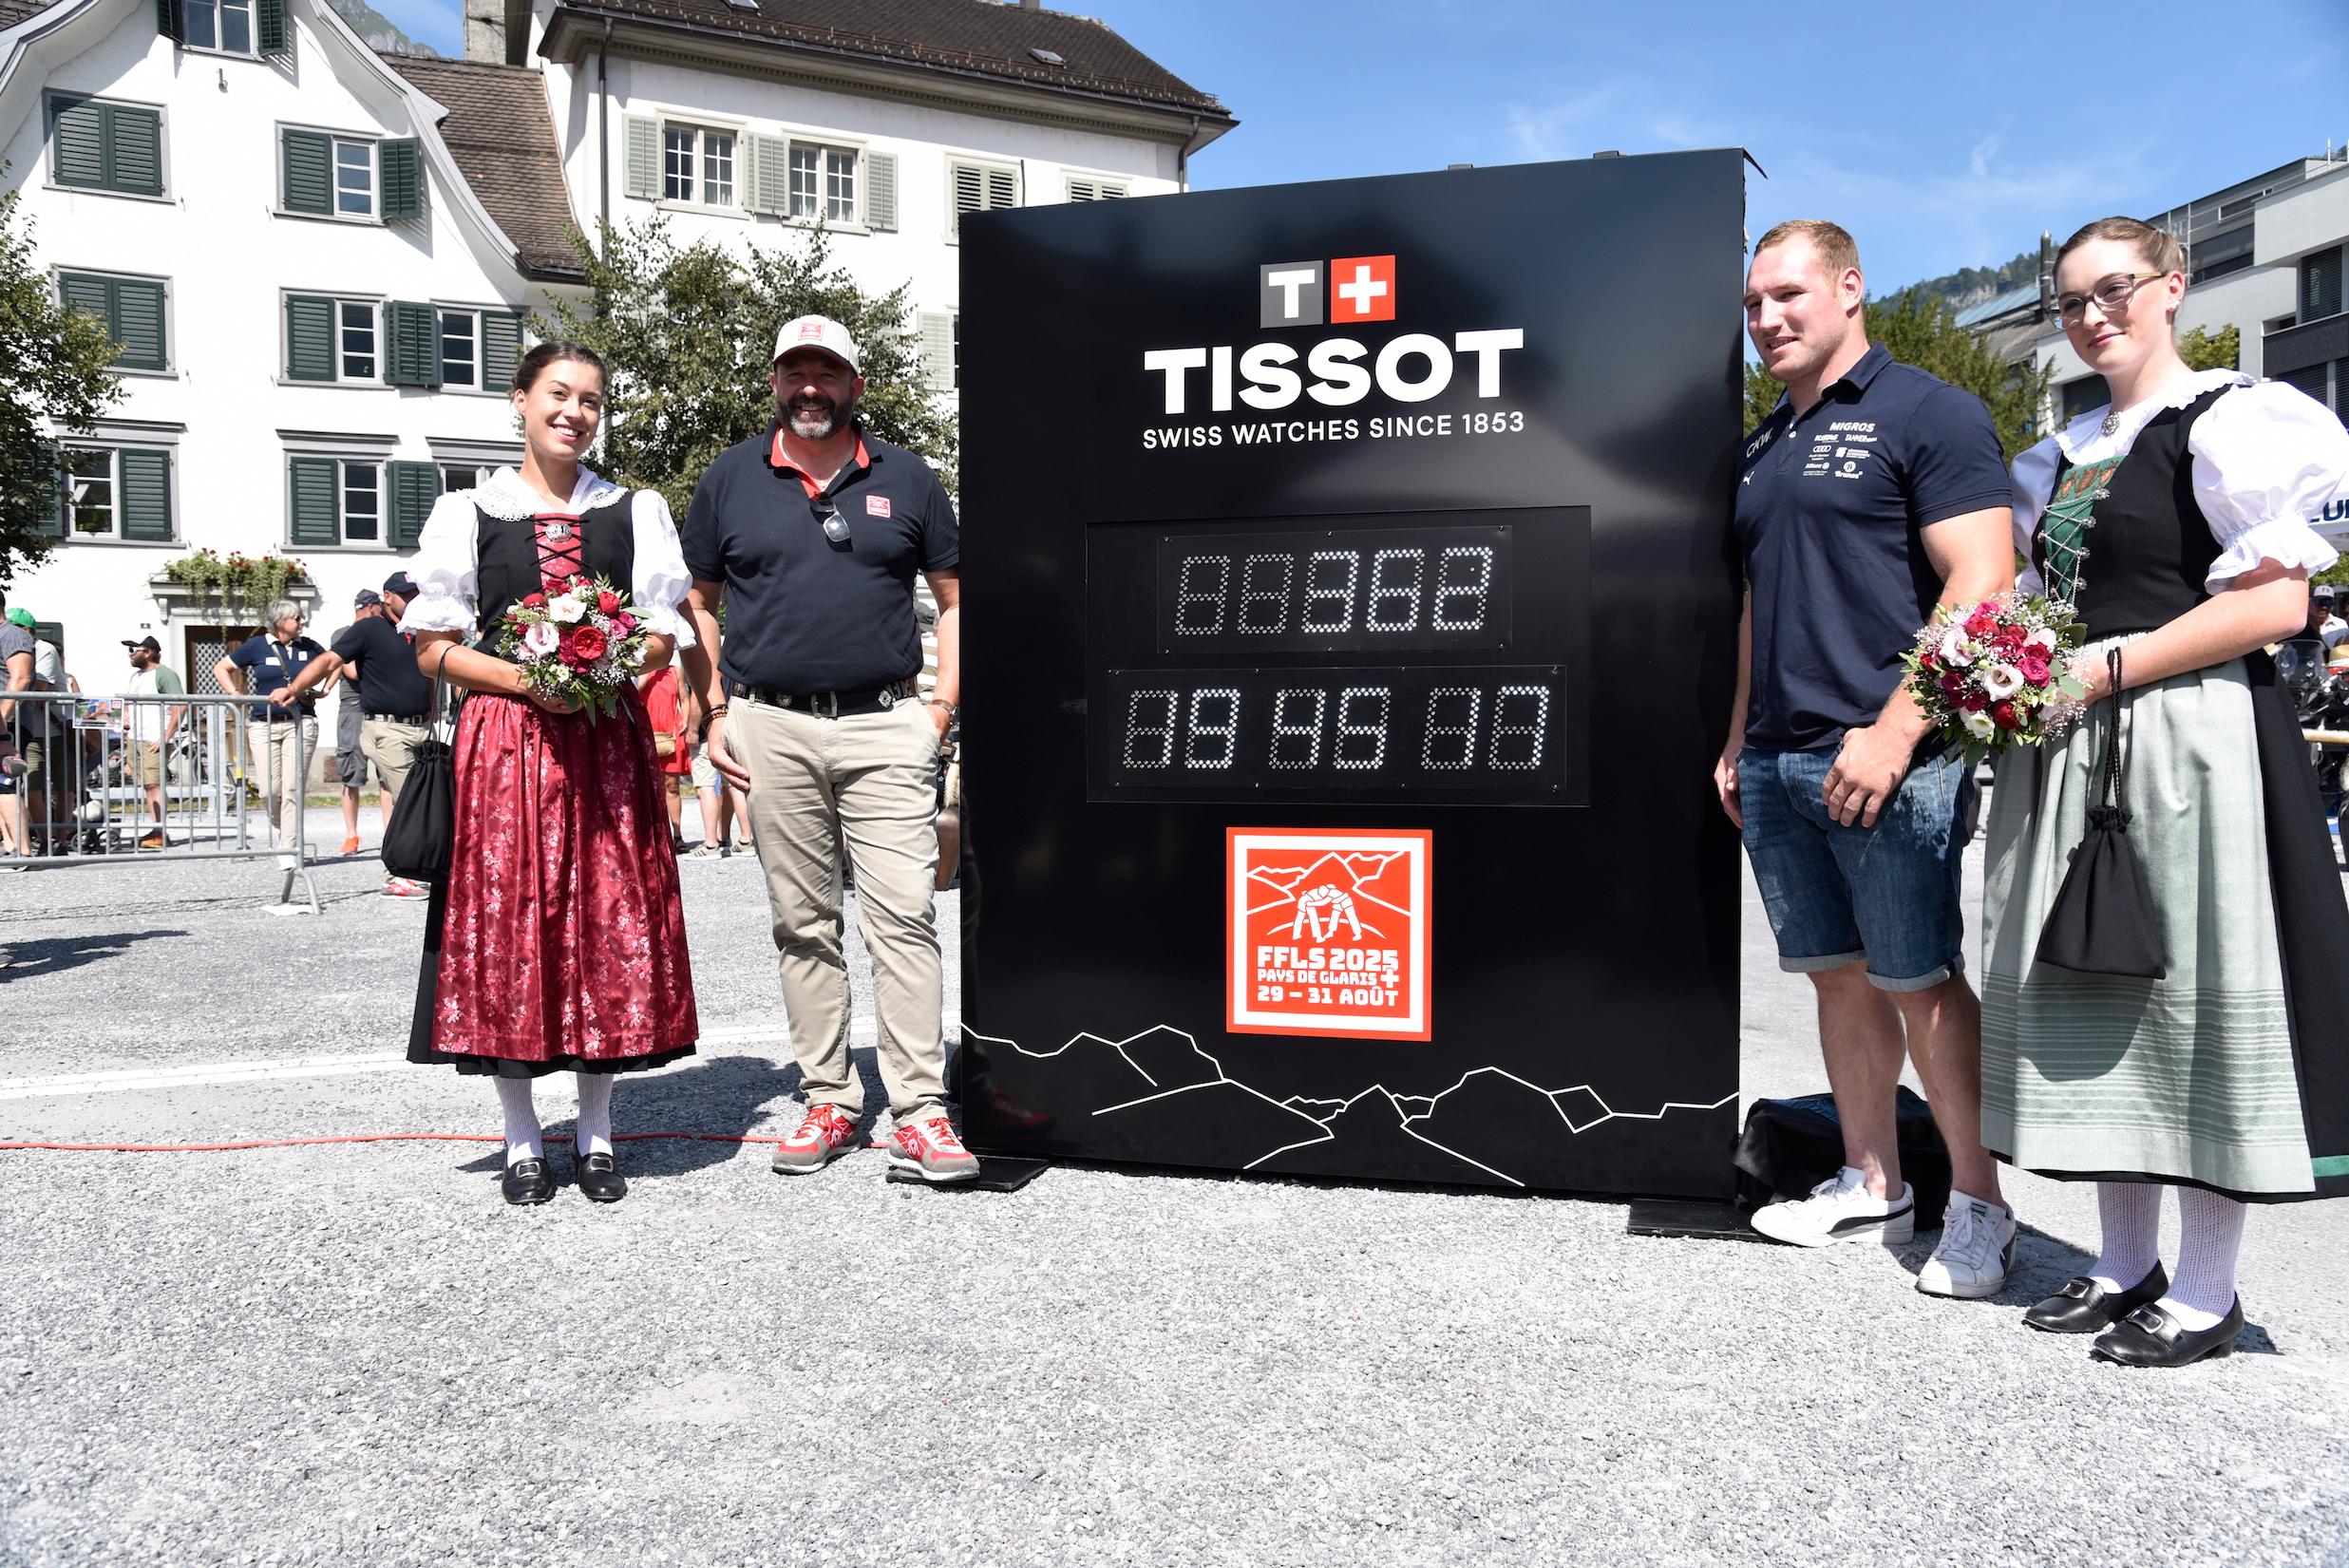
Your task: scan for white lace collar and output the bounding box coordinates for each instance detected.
[469,464,630,520]
[2055,368,2248,462]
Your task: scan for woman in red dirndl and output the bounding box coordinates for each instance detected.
[401,341,698,1205]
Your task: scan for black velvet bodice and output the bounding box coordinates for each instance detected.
[2035,387,2229,640]
[472,498,635,641]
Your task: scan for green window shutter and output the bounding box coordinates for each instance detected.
[49,98,107,188]
[384,300,438,387]
[623,116,659,201]
[256,0,289,55]
[746,133,788,216]
[864,150,897,231]
[378,139,423,220]
[281,128,332,215]
[118,449,174,542]
[387,462,437,548]
[157,0,184,44]
[287,457,341,546]
[57,272,118,355]
[35,444,66,539]
[284,293,336,381]
[918,312,956,391]
[482,310,522,391]
[104,104,163,196]
[112,278,168,371]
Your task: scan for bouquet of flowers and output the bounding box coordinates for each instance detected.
[1902,593,2087,763]
[495,573,651,721]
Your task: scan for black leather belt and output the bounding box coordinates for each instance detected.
[363,710,428,723]
[729,678,915,717]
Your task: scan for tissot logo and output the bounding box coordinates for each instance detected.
[1146,254,1524,417]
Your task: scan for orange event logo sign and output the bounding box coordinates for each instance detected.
[1226,828,1431,1041]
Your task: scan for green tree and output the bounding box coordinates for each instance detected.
[2178,323,2240,372]
[1743,293,2053,461]
[0,179,123,587]
[540,217,957,520]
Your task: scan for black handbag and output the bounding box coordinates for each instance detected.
[2035,647,2166,979]
[382,671,460,882]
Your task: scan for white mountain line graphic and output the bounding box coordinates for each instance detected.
[1242,850,1413,923]
[962,1022,1733,1191]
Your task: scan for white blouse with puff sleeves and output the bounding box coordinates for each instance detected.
[2010,369,2346,596]
[398,466,695,648]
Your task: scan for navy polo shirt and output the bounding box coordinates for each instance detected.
[1733,344,2010,751]
[228,633,328,722]
[681,423,958,693]
[330,616,430,718]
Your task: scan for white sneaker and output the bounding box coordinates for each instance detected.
[1751,1165,1915,1247]
[1916,1191,2016,1299]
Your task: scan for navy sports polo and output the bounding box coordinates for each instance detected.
[682,423,958,693]
[330,616,429,717]
[1733,343,2010,751]
[228,633,328,723]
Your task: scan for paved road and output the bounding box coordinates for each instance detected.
[3,808,2346,1567]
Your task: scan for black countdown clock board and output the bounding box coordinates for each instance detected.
[958,151,1747,1198]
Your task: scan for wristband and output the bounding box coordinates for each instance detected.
[705,704,729,719]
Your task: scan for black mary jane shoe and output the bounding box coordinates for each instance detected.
[575,1150,628,1204]
[2023,1263,2169,1334]
[501,1158,556,1206]
[2091,1296,2245,1369]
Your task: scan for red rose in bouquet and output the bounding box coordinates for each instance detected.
[563,624,609,665]
[597,589,622,614]
[1902,592,2087,763]
[494,573,653,722]
[523,592,547,609]
[1990,700,2020,730]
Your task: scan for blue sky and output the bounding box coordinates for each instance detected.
[389,0,2349,295]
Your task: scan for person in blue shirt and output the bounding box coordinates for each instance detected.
[1721,219,2019,1297]
[215,601,327,848]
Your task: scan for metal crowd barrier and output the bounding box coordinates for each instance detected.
[0,692,323,914]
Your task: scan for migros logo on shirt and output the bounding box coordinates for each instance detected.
[1142,254,1525,417]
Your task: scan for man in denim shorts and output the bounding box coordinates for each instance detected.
[1722,220,2017,1295]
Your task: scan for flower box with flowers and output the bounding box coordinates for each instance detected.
[1903,593,2088,765]
[495,573,652,720]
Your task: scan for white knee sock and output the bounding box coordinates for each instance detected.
[2160,1188,2247,1332]
[496,1077,541,1165]
[575,1071,616,1159]
[2089,1181,2162,1292]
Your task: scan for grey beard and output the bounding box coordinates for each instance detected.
[786,396,854,441]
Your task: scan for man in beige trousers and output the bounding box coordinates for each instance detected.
[682,314,973,1183]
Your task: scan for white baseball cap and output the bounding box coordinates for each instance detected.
[773,314,861,375]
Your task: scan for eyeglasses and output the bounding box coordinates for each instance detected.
[2055,272,2170,327]
[811,497,850,544]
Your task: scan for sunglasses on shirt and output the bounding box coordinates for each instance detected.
[810,497,851,544]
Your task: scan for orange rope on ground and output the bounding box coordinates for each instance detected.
[0,1132,889,1155]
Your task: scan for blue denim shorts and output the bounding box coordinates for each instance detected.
[1738,746,1974,991]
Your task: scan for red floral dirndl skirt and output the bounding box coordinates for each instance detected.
[407,687,698,1077]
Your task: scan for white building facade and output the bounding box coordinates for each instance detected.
[0,0,578,695]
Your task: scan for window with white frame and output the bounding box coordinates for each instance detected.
[337,299,377,382]
[663,125,734,206]
[333,137,373,217]
[789,143,856,222]
[183,0,255,53]
[341,461,381,542]
[66,447,115,535]
[55,444,175,541]
[440,309,479,388]
[439,463,497,493]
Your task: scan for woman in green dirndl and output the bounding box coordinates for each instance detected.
[1983,217,2349,1368]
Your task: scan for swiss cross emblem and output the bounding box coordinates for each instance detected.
[865,496,892,518]
[1328,255,1395,324]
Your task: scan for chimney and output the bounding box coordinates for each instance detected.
[464,6,504,62]
[1020,0,1039,9]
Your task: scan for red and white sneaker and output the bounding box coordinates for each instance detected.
[889,1116,979,1183]
[771,1102,860,1174]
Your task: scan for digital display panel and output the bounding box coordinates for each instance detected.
[1154,527,1512,653]
[1088,506,1590,806]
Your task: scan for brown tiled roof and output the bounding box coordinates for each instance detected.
[380,54,585,280]
[559,0,1228,119]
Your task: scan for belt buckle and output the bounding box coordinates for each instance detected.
[814,690,839,719]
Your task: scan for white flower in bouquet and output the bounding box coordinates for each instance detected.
[521,620,559,658]
[1938,628,1979,666]
[2024,626,2059,653]
[1980,663,2024,699]
[1961,709,1998,741]
[546,593,586,623]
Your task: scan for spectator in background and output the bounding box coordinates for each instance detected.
[7,609,68,694]
[2317,585,2348,659]
[216,602,327,851]
[331,591,378,855]
[686,719,735,858]
[0,590,38,857]
[122,635,186,850]
[638,662,693,853]
[275,574,434,897]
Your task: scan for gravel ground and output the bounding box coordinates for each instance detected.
[3,806,2347,1567]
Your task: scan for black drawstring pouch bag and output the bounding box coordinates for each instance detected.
[382,668,460,882]
[2035,647,2166,979]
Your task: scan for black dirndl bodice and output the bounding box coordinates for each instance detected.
[2033,386,2228,640]
[471,494,636,642]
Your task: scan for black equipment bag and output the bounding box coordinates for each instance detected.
[1733,1089,1952,1219]
[381,670,458,882]
[2036,647,2166,979]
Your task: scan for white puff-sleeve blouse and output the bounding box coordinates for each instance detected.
[397,468,695,648]
[2010,370,2346,596]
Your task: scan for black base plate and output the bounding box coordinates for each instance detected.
[1624,1197,1770,1242]
[883,1155,1051,1192]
